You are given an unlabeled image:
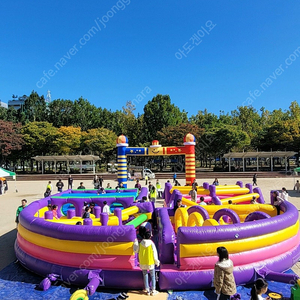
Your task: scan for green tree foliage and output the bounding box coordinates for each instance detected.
[1,88,300,168]
[71,97,99,131]
[190,109,222,130]
[47,99,74,127]
[143,94,188,141]
[157,123,205,162]
[202,126,250,156]
[157,123,204,146]
[82,128,117,162]
[120,101,144,146]
[259,120,300,151]
[23,91,47,122]
[21,122,58,159]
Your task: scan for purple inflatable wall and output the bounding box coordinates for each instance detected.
[157,208,175,264]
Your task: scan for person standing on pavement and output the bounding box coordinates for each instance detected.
[173,173,177,183]
[56,179,64,192]
[68,175,73,189]
[15,199,27,227]
[46,181,53,195]
[99,176,104,187]
[253,173,257,186]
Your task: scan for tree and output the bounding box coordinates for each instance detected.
[0,107,7,121]
[21,122,58,159]
[231,106,262,150]
[70,97,99,131]
[55,126,82,154]
[0,120,24,164]
[23,91,47,122]
[156,123,204,170]
[198,126,250,167]
[204,126,250,155]
[190,109,220,130]
[143,94,188,141]
[259,120,300,151]
[157,123,204,146]
[82,128,117,163]
[120,101,143,146]
[47,99,74,127]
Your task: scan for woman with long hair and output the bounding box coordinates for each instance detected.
[213,246,236,300]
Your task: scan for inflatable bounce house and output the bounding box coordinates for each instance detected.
[15,134,300,299]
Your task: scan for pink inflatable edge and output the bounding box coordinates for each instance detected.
[179,231,300,270]
[17,234,136,270]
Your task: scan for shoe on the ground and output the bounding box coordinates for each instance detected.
[151,290,159,296]
[120,292,129,298]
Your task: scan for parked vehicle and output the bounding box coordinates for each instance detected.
[107,163,118,173]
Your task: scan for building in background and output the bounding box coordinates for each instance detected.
[0,101,8,109]
[8,95,27,110]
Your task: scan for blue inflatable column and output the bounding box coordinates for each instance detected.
[116,135,129,188]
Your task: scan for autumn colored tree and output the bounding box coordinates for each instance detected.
[0,120,24,164]
[54,126,82,154]
[82,128,117,163]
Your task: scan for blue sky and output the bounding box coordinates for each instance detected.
[1,1,300,116]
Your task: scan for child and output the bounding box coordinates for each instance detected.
[199,196,207,206]
[174,179,181,186]
[52,205,59,219]
[189,186,197,202]
[280,187,288,201]
[250,278,270,300]
[15,199,27,226]
[149,185,157,203]
[174,199,186,213]
[272,191,283,215]
[134,231,160,296]
[213,246,236,300]
[44,187,51,198]
[212,178,219,186]
[295,180,300,193]
[82,206,91,219]
[102,201,111,214]
[97,187,106,195]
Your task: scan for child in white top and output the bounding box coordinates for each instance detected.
[280,187,288,201]
[250,278,271,300]
[102,201,111,215]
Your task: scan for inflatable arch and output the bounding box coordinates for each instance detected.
[116,133,196,187]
